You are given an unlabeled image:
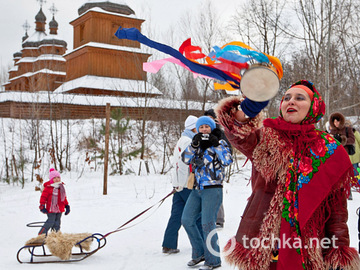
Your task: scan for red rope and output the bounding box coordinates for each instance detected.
[100,189,176,240]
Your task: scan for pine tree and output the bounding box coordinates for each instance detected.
[101,108,142,175]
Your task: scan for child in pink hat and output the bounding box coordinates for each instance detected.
[38,168,70,235]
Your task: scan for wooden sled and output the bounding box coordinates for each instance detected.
[17,223,106,263]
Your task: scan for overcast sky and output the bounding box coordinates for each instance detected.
[0,0,242,68]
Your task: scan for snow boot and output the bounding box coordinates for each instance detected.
[187,255,205,267]
[162,247,180,254]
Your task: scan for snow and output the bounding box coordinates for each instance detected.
[9,66,18,72]
[74,6,138,21]
[6,69,66,82]
[16,55,66,64]
[23,31,47,44]
[0,89,215,110]
[0,116,359,269]
[55,75,162,95]
[38,44,67,49]
[0,162,359,269]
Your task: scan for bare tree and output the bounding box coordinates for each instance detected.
[227,0,290,115]
[230,0,289,56]
[176,0,229,109]
[336,0,360,117]
[233,0,360,121]
[0,63,10,92]
[288,0,359,119]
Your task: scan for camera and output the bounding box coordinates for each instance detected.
[201,134,209,140]
[333,134,342,143]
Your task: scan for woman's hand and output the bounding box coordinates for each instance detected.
[235,109,250,123]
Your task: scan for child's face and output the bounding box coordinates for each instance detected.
[199,124,211,134]
[52,177,61,183]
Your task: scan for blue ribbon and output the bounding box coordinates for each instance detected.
[114,27,240,88]
[210,45,269,63]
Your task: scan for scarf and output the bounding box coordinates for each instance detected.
[182,129,196,139]
[50,182,66,213]
[263,117,352,268]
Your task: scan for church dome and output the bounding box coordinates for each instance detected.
[35,8,46,22]
[13,51,22,58]
[49,16,58,28]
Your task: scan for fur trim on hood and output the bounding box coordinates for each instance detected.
[329,112,345,130]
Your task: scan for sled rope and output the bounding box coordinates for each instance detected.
[100,189,176,240]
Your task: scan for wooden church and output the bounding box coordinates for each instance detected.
[4,4,66,92]
[0,1,206,120]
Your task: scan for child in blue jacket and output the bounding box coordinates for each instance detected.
[181,116,233,270]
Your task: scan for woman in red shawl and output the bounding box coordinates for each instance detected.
[215,80,360,270]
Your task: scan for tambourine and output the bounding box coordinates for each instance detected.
[240,64,280,102]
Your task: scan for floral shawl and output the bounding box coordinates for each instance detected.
[261,80,357,269]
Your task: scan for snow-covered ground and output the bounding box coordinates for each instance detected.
[1,163,359,270]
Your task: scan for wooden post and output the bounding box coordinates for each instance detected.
[103,103,110,195]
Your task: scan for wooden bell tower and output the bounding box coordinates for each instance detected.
[63,1,154,96]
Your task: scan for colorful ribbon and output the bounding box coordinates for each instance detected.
[115,27,283,91]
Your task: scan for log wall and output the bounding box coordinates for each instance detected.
[65,47,150,81]
[71,11,144,50]
[0,101,203,121]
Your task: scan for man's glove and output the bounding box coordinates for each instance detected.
[65,205,70,215]
[40,205,48,214]
[209,134,220,147]
[334,134,342,143]
[191,133,203,148]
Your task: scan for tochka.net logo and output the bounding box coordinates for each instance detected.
[206,230,338,257]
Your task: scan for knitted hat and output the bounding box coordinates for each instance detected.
[49,168,61,181]
[184,115,198,130]
[196,116,216,132]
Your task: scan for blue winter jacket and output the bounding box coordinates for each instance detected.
[181,139,233,190]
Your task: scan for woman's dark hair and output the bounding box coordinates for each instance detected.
[332,116,341,122]
[204,109,216,119]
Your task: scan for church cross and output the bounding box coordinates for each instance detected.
[22,20,30,33]
[49,3,58,16]
[37,0,47,8]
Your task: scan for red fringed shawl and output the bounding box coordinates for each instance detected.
[220,80,360,269]
[263,117,355,269]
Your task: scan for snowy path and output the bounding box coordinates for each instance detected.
[1,168,359,270]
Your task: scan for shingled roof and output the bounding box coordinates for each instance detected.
[78,1,135,16]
